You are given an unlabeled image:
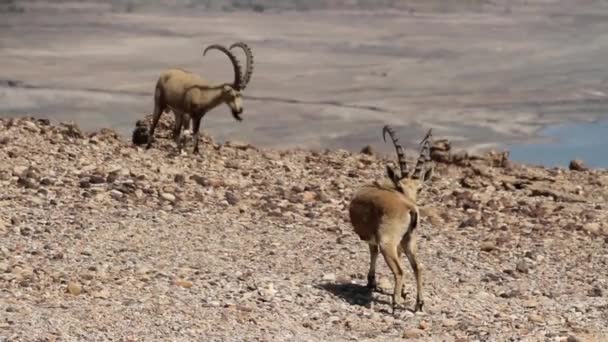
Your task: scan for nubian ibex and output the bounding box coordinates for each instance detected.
[146,42,254,153]
[349,126,434,313]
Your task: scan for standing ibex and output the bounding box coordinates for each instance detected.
[349,126,434,313]
[146,42,254,153]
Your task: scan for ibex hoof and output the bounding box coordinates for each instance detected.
[414,300,424,312]
[366,278,377,291]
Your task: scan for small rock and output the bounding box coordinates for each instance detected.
[582,223,600,235]
[23,121,40,133]
[587,286,603,297]
[225,161,240,169]
[175,279,193,289]
[92,288,110,299]
[569,159,587,171]
[360,145,374,155]
[528,313,544,324]
[419,320,430,330]
[174,174,186,185]
[377,277,392,291]
[328,316,340,324]
[0,218,6,233]
[522,299,538,308]
[160,193,176,203]
[322,273,336,282]
[516,260,530,274]
[225,191,239,205]
[480,241,496,252]
[12,165,28,176]
[109,189,123,200]
[132,126,149,145]
[402,328,423,339]
[67,282,82,296]
[299,191,316,203]
[567,335,589,342]
[89,175,105,184]
[442,318,458,327]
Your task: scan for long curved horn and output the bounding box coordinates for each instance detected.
[203,44,243,90]
[230,42,254,90]
[411,128,433,179]
[382,125,407,178]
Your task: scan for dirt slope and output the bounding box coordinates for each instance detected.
[0,116,607,341]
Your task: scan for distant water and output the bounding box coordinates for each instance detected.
[508,120,608,169]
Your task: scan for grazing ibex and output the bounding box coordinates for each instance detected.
[146,42,254,153]
[348,126,434,313]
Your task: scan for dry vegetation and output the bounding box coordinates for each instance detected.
[0,116,607,341]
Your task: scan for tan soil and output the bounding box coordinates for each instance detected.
[0,116,607,341]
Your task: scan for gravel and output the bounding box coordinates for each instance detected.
[0,116,607,341]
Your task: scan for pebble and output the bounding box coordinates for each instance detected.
[480,241,496,252]
[109,189,123,199]
[225,191,239,205]
[516,260,530,274]
[160,193,176,203]
[419,320,430,330]
[402,328,424,339]
[528,313,544,324]
[175,280,193,289]
[322,273,336,282]
[67,282,82,296]
[442,318,458,327]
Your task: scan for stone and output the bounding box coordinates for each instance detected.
[160,193,176,203]
[174,174,186,185]
[12,165,28,176]
[89,175,106,184]
[377,277,392,291]
[480,241,496,252]
[419,320,430,330]
[225,191,239,205]
[67,282,82,296]
[516,260,530,274]
[569,159,587,171]
[132,126,149,145]
[299,191,316,203]
[528,313,544,324]
[402,328,423,339]
[175,279,193,289]
[442,318,458,327]
[582,223,600,235]
[360,145,374,155]
[322,273,336,282]
[587,286,603,297]
[109,190,123,200]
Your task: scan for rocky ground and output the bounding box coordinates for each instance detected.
[0,116,607,342]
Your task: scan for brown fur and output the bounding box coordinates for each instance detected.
[146,43,253,154]
[348,127,433,314]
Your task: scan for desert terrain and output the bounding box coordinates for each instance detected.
[0,115,607,341]
[1,1,608,341]
[2,0,608,163]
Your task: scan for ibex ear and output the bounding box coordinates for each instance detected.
[222,84,232,93]
[386,165,400,185]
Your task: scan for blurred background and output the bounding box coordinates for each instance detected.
[1,0,607,167]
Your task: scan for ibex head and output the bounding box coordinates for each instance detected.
[382,125,434,200]
[203,42,254,121]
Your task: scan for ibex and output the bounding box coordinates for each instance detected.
[348,126,434,313]
[146,42,254,153]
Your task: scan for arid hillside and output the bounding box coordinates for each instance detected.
[0,116,607,341]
